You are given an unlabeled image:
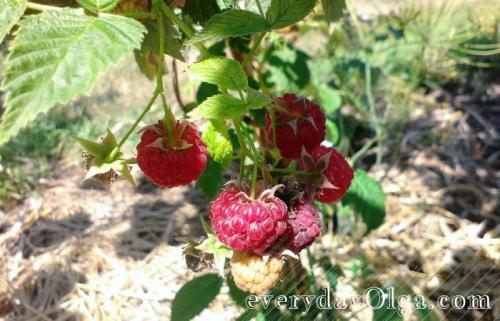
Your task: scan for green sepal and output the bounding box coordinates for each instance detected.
[196,233,233,276]
[73,130,136,186]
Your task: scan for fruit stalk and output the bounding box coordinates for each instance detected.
[255,0,264,16]
[242,32,266,68]
[116,91,160,148]
[156,12,176,147]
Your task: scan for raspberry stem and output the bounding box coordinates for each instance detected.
[233,123,249,181]
[156,11,177,147]
[242,32,266,67]
[115,90,161,151]
[255,0,265,16]
[251,162,258,199]
[267,105,278,147]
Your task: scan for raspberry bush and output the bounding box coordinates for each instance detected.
[0,0,389,320]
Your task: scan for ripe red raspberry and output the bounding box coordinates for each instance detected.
[136,120,207,188]
[265,93,326,159]
[210,184,288,255]
[299,146,353,203]
[282,200,321,253]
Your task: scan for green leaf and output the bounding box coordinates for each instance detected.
[202,121,233,167]
[227,276,250,307]
[189,9,269,43]
[318,86,342,114]
[142,19,184,61]
[0,0,27,43]
[134,18,183,79]
[342,170,386,232]
[196,82,220,103]
[76,0,120,13]
[134,49,157,80]
[266,0,318,29]
[246,88,271,109]
[189,94,247,120]
[325,119,339,145]
[171,274,223,321]
[189,58,247,90]
[318,256,343,289]
[197,157,224,199]
[263,43,311,92]
[321,0,346,23]
[370,288,403,321]
[216,0,236,10]
[0,9,146,146]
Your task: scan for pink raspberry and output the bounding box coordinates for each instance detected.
[299,146,353,203]
[285,200,322,252]
[265,93,326,159]
[272,200,321,253]
[209,184,288,255]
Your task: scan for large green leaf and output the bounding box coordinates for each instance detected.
[189,57,247,91]
[0,0,27,43]
[266,0,318,29]
[189,94,247,120]
[171,273,223,321]
[0,9,145,146]
[342,169,386,232]
[189,9,269,43]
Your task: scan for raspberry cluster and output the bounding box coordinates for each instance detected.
[134,93,353,294]
[212,93,352,294]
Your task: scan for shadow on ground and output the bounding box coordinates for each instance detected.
[114,184,210,260]
[18,211,92,259]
